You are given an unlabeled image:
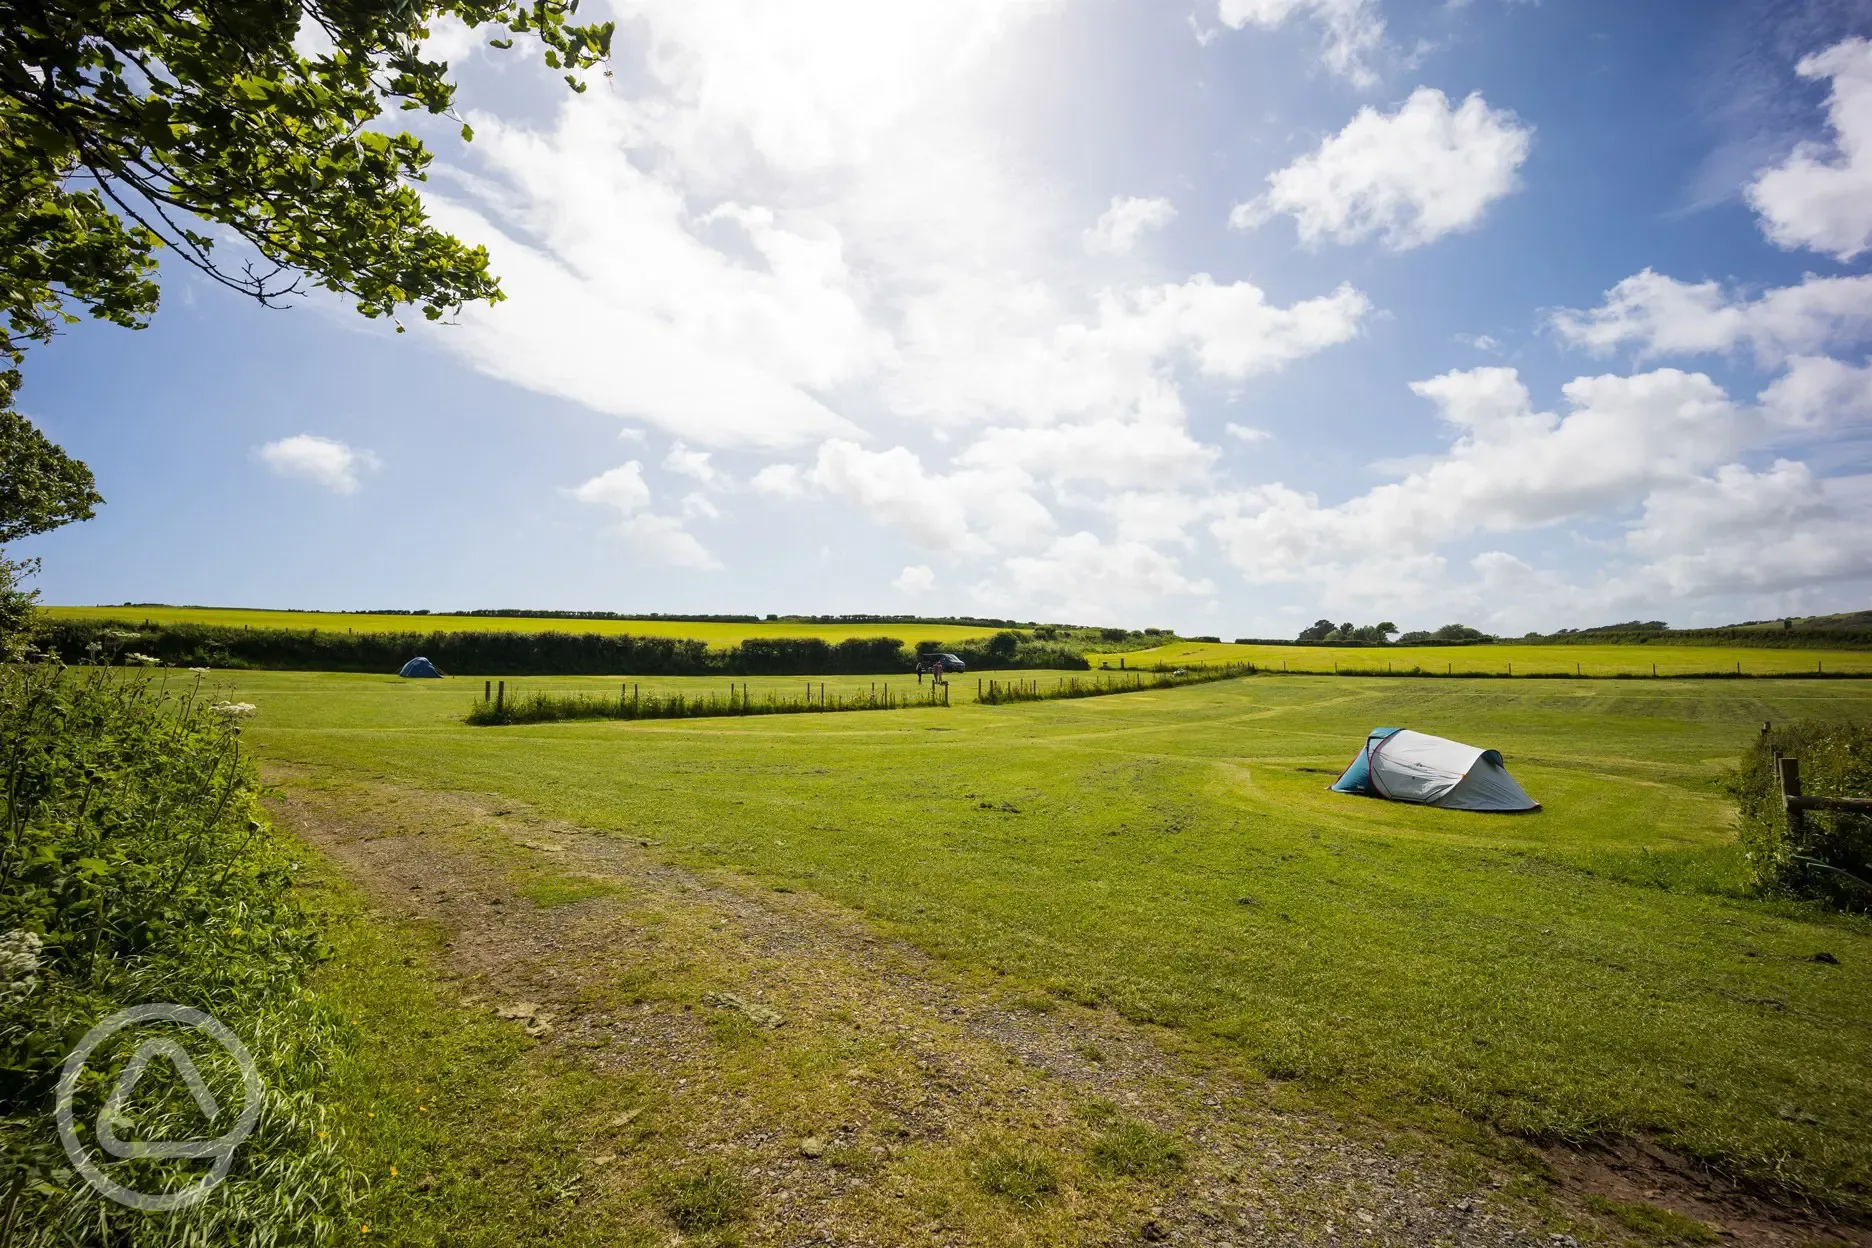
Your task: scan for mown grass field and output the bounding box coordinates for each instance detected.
[1100,639,1872,676]
[220,668,1872,1215]
[40,604,1009,647]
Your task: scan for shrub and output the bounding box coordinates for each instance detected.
[1732,721,1872,911]
[0,663,351,1242]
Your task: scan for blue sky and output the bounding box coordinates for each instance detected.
[16,0,1872,634]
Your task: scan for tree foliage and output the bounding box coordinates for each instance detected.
[0,404,101,544]
[0,0,614,372]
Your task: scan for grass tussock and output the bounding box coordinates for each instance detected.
[968,1144,1059,1209]
[1088,1121,1184,1178]
[654,1164,749,1232]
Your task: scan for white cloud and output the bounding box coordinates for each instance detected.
[1210,366,1760,582]
[1232,88,1530,250]
[1225,422,1272,442]
[1455,332,1500,351]
[956,413,1218,491]
[1084,196,1177,255]
[256,435,378,494]
[882,275,1369,430]
[1216,0,1384,87]
[1747,38,1872,261]
[980,532,1214,622]
[893,564,936,594]
[803,439,1054,554]
[618,514,725,571]
[570,461,722,569]
[1550,268,1872,364]
[664,441,725,487]
[1621,463,1872,598]
[1759,355,1872,427]
[681,491,722,519]
[751,463,808,499]
[570,461,652,514]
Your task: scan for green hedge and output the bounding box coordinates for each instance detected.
[35,621,1090,676]
[1733,721,1872,911]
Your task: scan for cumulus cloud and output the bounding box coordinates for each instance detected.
[1621,463,1872,598]
[1232,88,1530,250]
[1550,268,1872,364]
[979,532,1214,622]
[802,440,1054,554]
[1216,0,1384,87]
[256,435,378,494]
[570,462,722,570]
[664,441,723,485]
[1210,366,1760,582]
[1084,196,1177,255]
[882,275,1369,430]
[1225,422,1272,442]
[570,462,653,513]
[1747,38,1872,261]
[893,564,936,594]
[1759,355,1872,427]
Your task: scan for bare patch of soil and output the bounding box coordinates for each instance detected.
[1542,1138,1870,1248]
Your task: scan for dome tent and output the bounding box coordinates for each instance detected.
[399,656,443,678]
[1330,727,1539,812]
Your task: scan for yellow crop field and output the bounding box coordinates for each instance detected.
[40,605,1011,648]
[1091,639,1872,676]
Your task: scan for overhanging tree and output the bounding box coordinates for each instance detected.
[1,0,613,367]
[0,0,613,613]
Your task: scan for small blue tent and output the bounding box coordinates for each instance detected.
[399,656,442,678]
[1331,727,1538,812]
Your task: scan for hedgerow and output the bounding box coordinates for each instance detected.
[1732,720,1872,911]
[0,663,352,1244]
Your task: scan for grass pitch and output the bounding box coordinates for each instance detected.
[224,669,1872,1214]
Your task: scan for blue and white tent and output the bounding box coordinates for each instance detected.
[399,656,443,678]
[1331,728,1539,812]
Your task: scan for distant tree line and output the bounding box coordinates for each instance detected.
[37,621,1092,675]
[1289,620,1494,646]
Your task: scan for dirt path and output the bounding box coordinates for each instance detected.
[267,765,1860,1247]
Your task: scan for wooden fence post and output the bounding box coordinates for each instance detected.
[496,680,505,713]
[1779,755,1805,842]
[485,680,491,701]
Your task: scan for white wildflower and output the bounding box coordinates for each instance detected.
[0,930,43,1004]
[209,701,258,719]
[124,652,160,666]
[190,666,211,675]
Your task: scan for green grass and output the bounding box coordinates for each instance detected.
[1584,1195,1720,1243]
[225,669,1872,1214]
[41,604,1008,648]
[1097,639,1872,676]
[1086,1121,1184,1178]
[968,1145,1059,1208]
